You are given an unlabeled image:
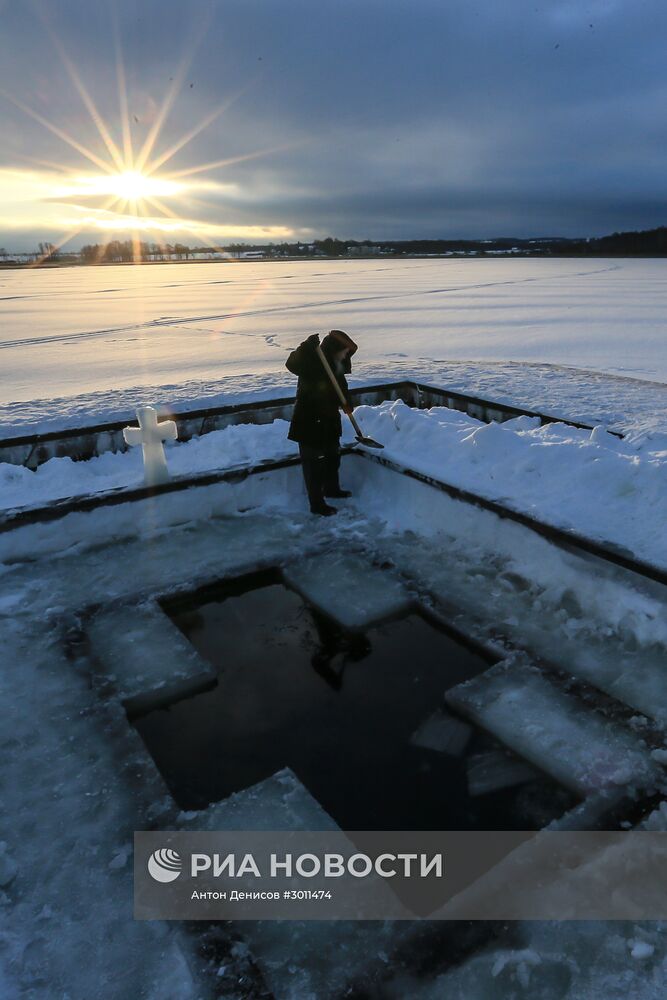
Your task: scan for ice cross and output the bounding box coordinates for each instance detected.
[123,406,178,487]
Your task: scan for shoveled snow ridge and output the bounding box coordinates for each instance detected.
[2,399,667,574]
[355,400,667,573]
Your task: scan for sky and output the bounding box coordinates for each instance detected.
[0,0,666,250]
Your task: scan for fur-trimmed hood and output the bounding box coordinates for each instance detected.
[321,329,358,373]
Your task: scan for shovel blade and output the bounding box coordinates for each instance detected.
[356,434,384,449]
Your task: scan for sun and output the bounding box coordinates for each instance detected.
[80,169,183,203]
[1,11,301,263]
[103,169,179,203]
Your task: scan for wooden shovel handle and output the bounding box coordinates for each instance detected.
[315,343,363,438]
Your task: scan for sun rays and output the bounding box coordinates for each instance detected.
[1,5,302,264]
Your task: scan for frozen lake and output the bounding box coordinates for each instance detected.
[1,257,666,435]
[3,266,667,1000]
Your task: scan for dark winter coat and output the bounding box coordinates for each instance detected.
[286,331,357,448]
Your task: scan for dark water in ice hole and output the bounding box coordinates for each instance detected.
[134,570,577,830]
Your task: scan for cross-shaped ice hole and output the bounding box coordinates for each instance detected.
[123,406,178,487]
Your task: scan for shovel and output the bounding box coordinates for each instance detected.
[316,343,384,449]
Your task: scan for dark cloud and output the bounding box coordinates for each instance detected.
[1,0,666,246]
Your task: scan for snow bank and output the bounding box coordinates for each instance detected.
[0,419,297,510]
[354,400,667,570]
[4,397,667,575]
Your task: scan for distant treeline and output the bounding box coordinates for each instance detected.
[3,225,667,265]
[79,240,194,262]
[568,226,667,256]
[209,226,667,258]
[313,226,667,257]
[97,226,667,259]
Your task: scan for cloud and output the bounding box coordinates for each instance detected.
[0,0,666,247]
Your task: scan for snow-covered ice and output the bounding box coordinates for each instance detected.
[383,922,667,1000]
[0,490,344,997]
[2,256,667,997]
[86,602,216,715]
[2,447,667,995]
[180,770,400,998]
[283,549,412,629]
[2,258,667,439]
[0,613,205,999]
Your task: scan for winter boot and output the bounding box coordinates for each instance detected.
[323,449,352,498]
[324,488,352,499]
[299,445,338,514]
[310,500,337,517]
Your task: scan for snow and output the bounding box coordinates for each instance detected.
[86,602,216,714]
[178,769,400,999]
[0,419,297,511]
[3,257,667,997]
[629,940,655,960]
[0,842,18,888]
[388,923,667,999]
[354,399,667,571]
[2,453,667,996]
[5,397,667,584]
[445,658,659,797]
[2,258,667,439]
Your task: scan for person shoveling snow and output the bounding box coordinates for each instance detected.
[286,329,378,516]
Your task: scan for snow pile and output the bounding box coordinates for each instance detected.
[354,399,667,569]
[0,419,297,510]
[4,396,667,573]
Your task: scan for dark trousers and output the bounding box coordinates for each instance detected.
[298,443,341,509]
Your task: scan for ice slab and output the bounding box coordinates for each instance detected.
[282,550,412,629]
[466,750,538,797]
[445,660,658,797]
[177,767,338,832]
[374,523,667,726]
[410,708,472,756]
[87,602,216,716]
[180,769,401,999]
